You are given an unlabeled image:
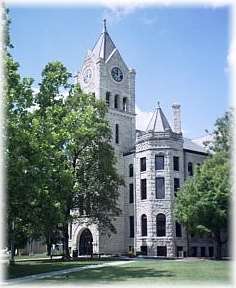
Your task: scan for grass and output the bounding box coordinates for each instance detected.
[40,259,231,285]
[6,258,107,279]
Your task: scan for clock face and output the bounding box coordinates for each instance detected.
[83,68,93,84]
[111,67,123,82]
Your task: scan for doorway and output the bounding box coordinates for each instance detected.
[79,229,93,255]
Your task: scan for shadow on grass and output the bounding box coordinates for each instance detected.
[7,261,103,279]
[43,265,176,283]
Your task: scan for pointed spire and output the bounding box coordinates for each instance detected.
[146,102,172,133]
[103,18,107,33]
[92,19,116,61]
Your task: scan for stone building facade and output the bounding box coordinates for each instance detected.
[69,22,217,258]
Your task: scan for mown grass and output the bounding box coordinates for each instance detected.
[41,259,231,285]
[6,258,107,279]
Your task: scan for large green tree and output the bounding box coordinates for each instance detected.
[175,112,231,259]
[6,7,123,260]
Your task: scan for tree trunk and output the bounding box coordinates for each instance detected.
[215,231,222,259]
[186,230,190,257]
[10,220,15,264]
[62,222,71,259]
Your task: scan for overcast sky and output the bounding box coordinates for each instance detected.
[9,5,229,138]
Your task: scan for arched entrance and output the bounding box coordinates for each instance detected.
[79,228,93,255]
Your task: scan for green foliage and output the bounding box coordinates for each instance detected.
[175,111,231,258]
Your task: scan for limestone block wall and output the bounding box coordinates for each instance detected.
[135,134,185,257]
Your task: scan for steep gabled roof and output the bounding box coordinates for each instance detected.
[146,102,172,133]
[92,20,117,61]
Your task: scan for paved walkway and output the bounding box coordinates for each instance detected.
[4,260,135,285]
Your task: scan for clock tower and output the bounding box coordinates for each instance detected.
[77,19,136,153]
[76,20,136,254]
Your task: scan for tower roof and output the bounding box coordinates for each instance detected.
[92,19,117,61]
[146,102,172,133]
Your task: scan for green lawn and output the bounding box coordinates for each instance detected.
[6,259,106,279]
[40,259,231,285]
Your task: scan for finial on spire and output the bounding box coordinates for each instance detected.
[157,101,160,108]
[103,18,107,33]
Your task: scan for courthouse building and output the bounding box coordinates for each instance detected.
[68,22,217,258]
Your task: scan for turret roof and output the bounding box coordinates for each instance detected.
[146,102,172,133]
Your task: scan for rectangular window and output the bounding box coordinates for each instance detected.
[115,124,119,144]
[173,156,179,171]
[155,155,164,170]
[157,246,167,256]
[69,222,72,239]
[106,92,110,106]
[129,216,134,238]
[140,157,146,172]
[141,179,147,200]
[174,178,180,197]
[209,246,214,257]
[176,222,182,237]
[129,164,134,177]
[201,247,206,257]
[129,183,134,203]
[155,177,165,199]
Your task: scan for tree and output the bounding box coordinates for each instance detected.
[33,62,123,258]
[175,112,231,259]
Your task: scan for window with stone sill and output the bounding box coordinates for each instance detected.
[173,156,179,171]
[188,162,193,176]
[141,178,147,200]
[129,216,134,238]
[141,214,147,236]
[155,155,164,170]
[106,91,110,107]
[155,177,165,199]
[129,164,134,177]
[174,178,180,197]
[114,94,119,109]
[175,222,182,237]
[156,213,166,236]
[140,157,146,172]
[129,183,134,203]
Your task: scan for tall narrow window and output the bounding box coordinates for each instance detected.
[129,183,134,203]
[157,246,167,256]
[115,124,119,144]
[140,157,146,172]
[129,164,134,177]
[155,155,164,170]
[141,179,147,200]
[173,156,179,171]
[156,214,166,236]
[188,162,193,176]
[174,178,180,197]
[106,92,110,106]
[176,222,182,237]
[129,216,134,238]
[141,214,147,236]
[123,97,128,111]
[114,94,119,109]
[156,177,165,199]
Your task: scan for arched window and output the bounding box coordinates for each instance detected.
[114,94,119,109]
[106,92,110,106]
[129,164,133,177]
[156,214,166,236]
[188,162,193,176]
[123,97,128,111]
[141,214,147,236]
